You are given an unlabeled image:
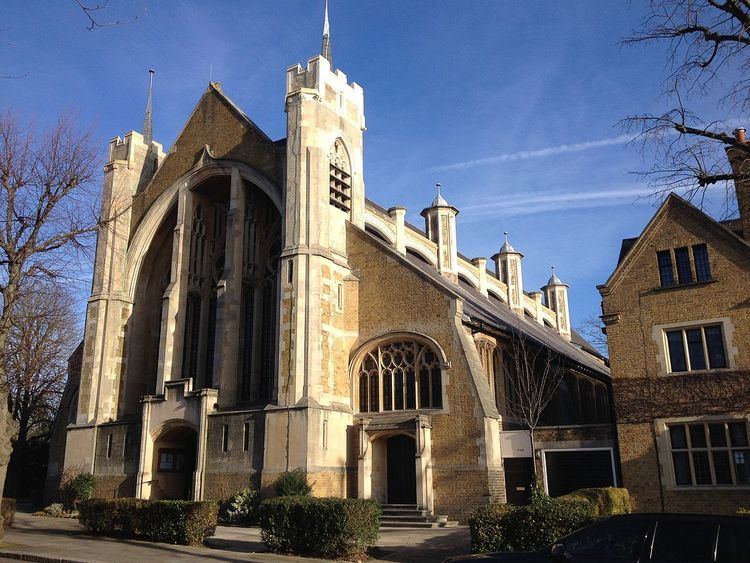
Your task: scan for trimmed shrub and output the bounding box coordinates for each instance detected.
[60,468,96,511]
[1,498,16,529]
[470,493,594,553]
[274,468,312,497]
[78,498,218,545]
[562,488,632,517]
[259,496,380,559]
[221,487,259,525]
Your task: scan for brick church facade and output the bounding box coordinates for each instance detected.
[599,132,750,514]
[48,10,613,521]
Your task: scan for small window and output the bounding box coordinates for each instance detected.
[674,247,693,284]
[221,424,229,453]
[657,250,675,288]
[157,449,187,472]
[243,422,250,452]
[692,244,711,282]
[337,283,343,311]
[106,433,113,459]
[664,324,727,372]
[668,420,750,486]
[287,259,294,284]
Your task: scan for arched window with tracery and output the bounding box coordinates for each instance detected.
[329,139,351,214]
[356,339,443,413]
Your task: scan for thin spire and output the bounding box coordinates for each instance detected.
[321,0,332,65]
[142,69,155,145]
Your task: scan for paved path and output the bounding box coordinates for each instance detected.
[0,512,471,563]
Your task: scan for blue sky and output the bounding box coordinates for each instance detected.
[0,1,736,336]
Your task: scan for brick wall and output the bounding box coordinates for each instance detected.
[601,198,750,514]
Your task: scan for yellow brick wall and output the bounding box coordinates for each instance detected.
[602,201,750,513]
[348,225,496,521]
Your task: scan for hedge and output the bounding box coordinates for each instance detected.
[78,498,218,545]
[470,493,594,552]
[1,498,16,529]
[259,496,380,559]
[470,487,634,553]
[561,487,632,517]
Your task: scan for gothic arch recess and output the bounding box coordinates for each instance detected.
[350,333,448,414]
[121,205,177,416]
[124,173,281,412]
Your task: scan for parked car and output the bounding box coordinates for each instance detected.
[446,513,750,562]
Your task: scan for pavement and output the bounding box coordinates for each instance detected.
[0,512,471,563]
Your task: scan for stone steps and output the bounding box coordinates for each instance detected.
[379,503,458,529]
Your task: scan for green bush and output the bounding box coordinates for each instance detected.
[78,498,218,545]
[470,492,594,553]
[1,498,16,529]
[561,488,632,517]
[259,496,380,559]
[60,469,96,511]
[221,487,259,525]
[274,468,312,497]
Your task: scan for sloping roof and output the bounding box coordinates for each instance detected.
[601,193,750,292]
[353,224,610,380]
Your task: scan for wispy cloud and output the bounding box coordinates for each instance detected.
[458,185,653,221]
[431,134,634,172]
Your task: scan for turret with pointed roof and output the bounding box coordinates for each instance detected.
[492,232,524,314]
[421,183,459,282]
[542,266,571,340]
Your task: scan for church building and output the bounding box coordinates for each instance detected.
[50,7,615,522]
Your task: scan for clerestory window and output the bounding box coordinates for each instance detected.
[357,340,443,413]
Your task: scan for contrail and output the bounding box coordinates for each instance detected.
[431,134,634,172]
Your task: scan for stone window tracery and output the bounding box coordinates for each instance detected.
[357,340,443,413]
[239,190,281,403]
[329,139,351,213]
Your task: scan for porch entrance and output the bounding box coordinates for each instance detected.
[150,425,197,500]
[386,434,416,504]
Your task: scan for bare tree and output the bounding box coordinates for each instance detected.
[576,314,608,357]
[622,0,750,215]
[5,286,76,497]
[505,330,565,479]
[0,109,107,493]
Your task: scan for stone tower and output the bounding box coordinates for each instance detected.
[263,6,366,494]
[65,74,164,471]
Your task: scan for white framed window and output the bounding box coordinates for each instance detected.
[663,323,727,373]
[667,420,750,487]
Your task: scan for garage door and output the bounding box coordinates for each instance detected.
[544,449,615,497]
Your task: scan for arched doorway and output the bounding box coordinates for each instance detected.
[150,424,197,500]
[386,434,416,504]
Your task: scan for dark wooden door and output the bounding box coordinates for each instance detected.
[386,434,416,504]
[503,457,534,505]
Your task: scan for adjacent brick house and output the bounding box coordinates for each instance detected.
[599,139,750,513]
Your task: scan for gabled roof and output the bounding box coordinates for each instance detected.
[600,193,750,293]
[353,224,610,380]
